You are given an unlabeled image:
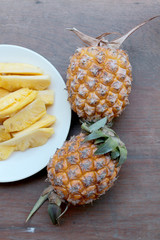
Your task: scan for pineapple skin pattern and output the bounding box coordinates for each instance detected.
[67,46,132,122]
[47,133,120,205]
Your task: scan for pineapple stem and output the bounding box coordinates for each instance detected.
[67,27,99,46]
[68,16,160,49]
[67,28,121,47]
[110,15,160,48]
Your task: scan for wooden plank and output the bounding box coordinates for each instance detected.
[0,0,160,240]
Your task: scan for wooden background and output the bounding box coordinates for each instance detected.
[0,0,160,239]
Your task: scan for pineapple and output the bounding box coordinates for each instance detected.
[0,88,9,98]
[0,128,54,160]
[27,118,127,224]
[66,17,159,121]
[0,126,11,142]
[0,146,14,161]
[0,63,43,75]
[0,88,37,119]
[38,90,54,105]
[0,75,51,91]
[13,114,56,137]
[3,98,46,132]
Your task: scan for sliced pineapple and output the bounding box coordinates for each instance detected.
[0,126,11,142]
[0,75,51,91]
[0,88,37,119]
[0,88,9,98]
[0,128,54,152]
[38,90,54,105]
[0,63,43,75]
[13,114,56,137]
[4,98,46,132]
[0,146,14,161]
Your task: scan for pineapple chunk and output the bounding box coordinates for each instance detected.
[0,88,37,119]
[38,90,54,105]
[0,128,54,152]
[0,88,9,98]
[0,75,51,91]
[0,63,43,75]
[13,114,56,137]
[0,125,11,142]
[4,98,46,132]
[0,146,14,161]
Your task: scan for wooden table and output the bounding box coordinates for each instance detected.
[0,1,160,239]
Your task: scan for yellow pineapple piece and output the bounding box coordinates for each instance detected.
[13,114,56,137]
[0,128,54,156]
[0,126,11,142]
[0,75,51,91]
[0,63,43,75]
[38,90,54,105]
[0,146,14,161]
[4,98,46,133]
[0,88,37,119]
[0,88,9,98]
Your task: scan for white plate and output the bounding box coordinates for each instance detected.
[0,45,71,183]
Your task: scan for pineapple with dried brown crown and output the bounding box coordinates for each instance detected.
[26,117,127,224]
[66,16,159,122]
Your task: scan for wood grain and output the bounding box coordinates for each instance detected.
[0,0,160,239]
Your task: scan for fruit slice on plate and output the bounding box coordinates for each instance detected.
[0,88,9,98]
[0,128,54,160]
[38,90,54,105]
[0,126,11,142]
[13,114,56,137]
[0,88,37,119]
[3,98,46,132]
[0,63,43,75]
[0,75,51,91]
[0,146,14,161]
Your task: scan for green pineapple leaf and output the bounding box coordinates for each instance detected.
[26,193,49,222]
[111,148,120,159]
[81,122,91,132]
[88,117,107,132]
[117,146,127,166]
[94,137,118,155]
[84,130,108,142]
[94,138,105,144]
[48,203,61,225]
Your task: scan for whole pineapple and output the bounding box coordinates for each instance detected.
[66,16,158,122]
[26,118,127,224]
[47,133,121,205]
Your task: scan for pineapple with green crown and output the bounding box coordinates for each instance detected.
[27,118,127,224]
[26,16,160,225]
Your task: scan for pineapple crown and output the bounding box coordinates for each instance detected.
[67,15,160,49]
[26,118,127,225]
[81,117,127,167]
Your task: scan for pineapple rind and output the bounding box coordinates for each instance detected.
[47,133,120,205]
[67,46,132,121]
